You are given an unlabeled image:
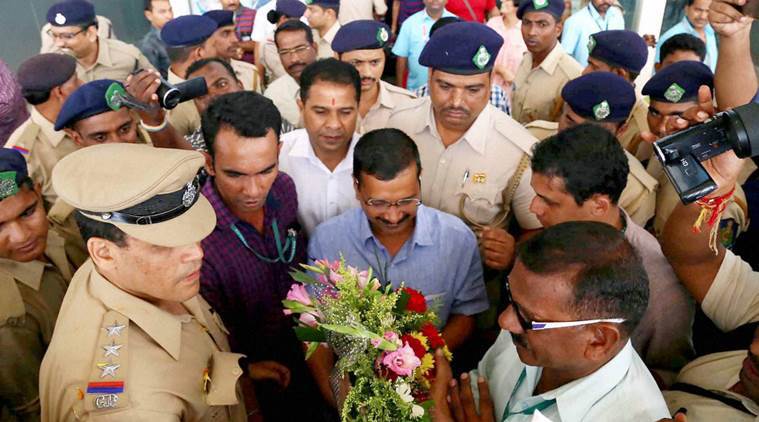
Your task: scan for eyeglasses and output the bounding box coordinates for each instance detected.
[364,198,421,212]
[278,44,312,58]
[504,281,625,331]
[47,28,86,41]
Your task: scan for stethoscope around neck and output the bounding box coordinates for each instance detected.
[229,219,298,264]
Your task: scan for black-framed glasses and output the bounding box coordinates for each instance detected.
[364,198,421,212]
[47,28,86,40]
[504,281,625,331]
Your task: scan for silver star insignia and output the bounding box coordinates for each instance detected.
[104,321,126,337]
[103,342,123,358]
[97,362,121,378]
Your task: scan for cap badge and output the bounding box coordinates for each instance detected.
[55,13,67,25]
[304,0,313,4]
[472,45,491,70]
[376,27,389,45]
[182,181,198,208]
[665,83,686,103]
[593,100,611,120]
[587,35,596,54]
[0,171,19,200]
[533,0,549,10]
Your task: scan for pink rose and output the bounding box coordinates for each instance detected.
[299,311,320,327]
[286,284,312,307]
[382,343,421,377]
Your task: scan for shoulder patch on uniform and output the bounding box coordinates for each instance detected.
[5,121,41,154]
[84,310,131,414]
[493,113,538,156]
[0,270,26,326]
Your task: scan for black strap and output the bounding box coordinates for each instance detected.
[669,382,754,415]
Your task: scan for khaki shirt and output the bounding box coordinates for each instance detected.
[357,80,416,134]
[167,69,202,137]
[0,231,73,420]
[40,261,247,421]
[40,16,115,54]
[5,108,78,206]
[264,75,302,129]
[525,120,658,227]
[260,39,287,84]
[617,98,652,161]
[315,23,340,59]
[388,97,542,231]
[338,0,388,24]
[75,38,154,83]
[230,59,262,93]
[511,43,583,124]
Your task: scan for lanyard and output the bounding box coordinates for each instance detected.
[230,218,297,264]
[588,4,608,32]
[502,368,556,421]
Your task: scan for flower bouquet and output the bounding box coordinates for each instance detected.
[282,259,452,421]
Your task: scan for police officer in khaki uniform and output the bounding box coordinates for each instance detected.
[641,61,748,244]
[0,150,77,421]
[5,54,82,207]
[583,30,653,161]
[511,0,583,124]
[40,143,248,421]
[332,20,416,134]
[203,10,263,93]
[45,1,154,83]
[41,15,115,54]
[525,72,659,227]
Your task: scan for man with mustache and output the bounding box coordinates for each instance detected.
[656,0,718,72]
[388,22,541,330]
[44,0,154,83]
[278,59,361,235]
[203,10,263,93]
[332,20,416,134]
[264,19,318,130]
[511,0,583,124]
[561,0,625,67]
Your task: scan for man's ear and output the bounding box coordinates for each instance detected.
[587,193,613,217]
[203,151,215,176]
[65,128,85,147]
[297,97,304,112]
[583,323,622,363]
[87,237,120,273]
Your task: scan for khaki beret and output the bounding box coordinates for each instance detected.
[52,144,215,247]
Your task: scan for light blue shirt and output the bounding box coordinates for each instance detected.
[472,332,670,421]
[655,16,718,72]
[391,9,455,91]
[561,4,625,67]
[308,205,488,327]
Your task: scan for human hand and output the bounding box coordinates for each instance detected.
[431,349,455,420]
[448,373,495,422]
[709,0,754,37]
[248,360,291,390]
[124,69,165,125]
[480,227,516,270]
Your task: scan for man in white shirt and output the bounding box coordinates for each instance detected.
[278,58,360,234]
[433,221,671,421]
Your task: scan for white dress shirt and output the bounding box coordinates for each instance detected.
[278,129,360,235]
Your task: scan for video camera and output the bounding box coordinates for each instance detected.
[654,102,759,204]
[105,73,208,112]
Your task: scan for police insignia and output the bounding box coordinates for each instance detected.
[587,35,596,54]
[664,83,686,103]
[533,0,549,9]
[593,100,611,120]
[55,13,67,25]
[0,171,19,200]
[182,181,198,208]
[472,45,491,70]
[376,27,389,45]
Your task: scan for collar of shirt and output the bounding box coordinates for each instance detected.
[285,129,359,173]
[358,204,435,251]
[375,80,401,111]
[533,42,566,76]
[587,2,610,27]
[0,230,72,290]
[168,67,185,84]
[418,97,491,156]
[31,106,66,147]
[322,21,341,44]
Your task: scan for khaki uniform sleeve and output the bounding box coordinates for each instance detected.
[511,165,542,230]
[619,153,658,227]
[0,322,47,419]
[702,250,759,332]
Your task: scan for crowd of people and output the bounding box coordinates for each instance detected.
[1,0,758,420]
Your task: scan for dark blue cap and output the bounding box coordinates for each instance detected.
[55,79,122,130]
[17,53,77,92]
[203,10,235,28]
[561,72,636,122]
[517,0,565,20]
[419,22,503,75]
[642,60,714,103]
[0,149,29,200]
[47,0,96,27]
[332,20,391,53]
[161,15,218,48]
[276,0,307,17]
[304,0,340,7]
[588,30,648,73]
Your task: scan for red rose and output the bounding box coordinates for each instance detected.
[402,287,427,313]
[401,334,427,359]
[421,322,445,349]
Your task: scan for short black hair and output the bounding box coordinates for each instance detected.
[430,16,461,37]
[75,212,128,247]
[659,33,707,63]
[23,89,52,105]
[185,57,239,82]
[274,19,314,48]
[517,221,649,335]
[299,58,361,103]
[312,4,340,15]
[353,128,421,183]
[201,91,282,158]
[167,45,196,64]
[531,123,629,205]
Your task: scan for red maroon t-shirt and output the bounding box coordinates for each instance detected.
[445,0,496,22]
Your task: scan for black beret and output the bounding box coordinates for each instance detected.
[47,0,96,26]
[276,0,307,17]
[588,30,648,74]
[561,72,636,122]
[419,22,503,75]
[642,61,714,103]
[161,16,218,48]
[517,0,565,20]
[17,54,77,92]
[332,20,391,53]
[203,10,235,28]
[55,79,122,130]
[0,149,29,200]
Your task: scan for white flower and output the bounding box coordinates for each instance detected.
[411,404,425,418]
[395,383,414,403]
